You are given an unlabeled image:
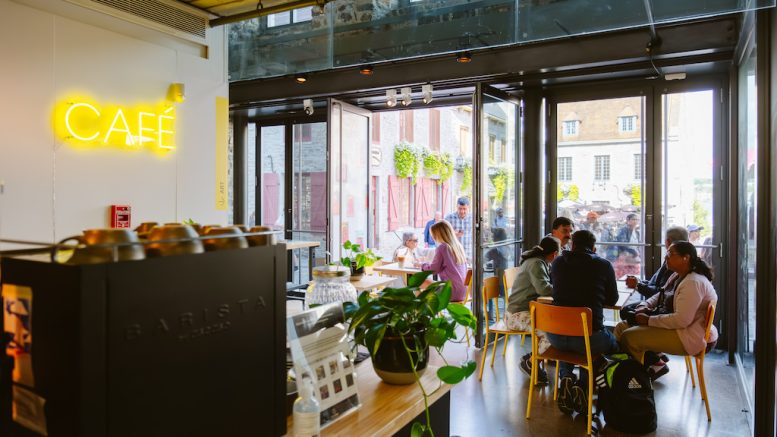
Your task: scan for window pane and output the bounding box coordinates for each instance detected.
[556,97,646,278]
[267,12,291,28]
[246,123,257,226]
[261,125,285,231]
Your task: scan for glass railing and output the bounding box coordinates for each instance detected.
[228,0,774,82]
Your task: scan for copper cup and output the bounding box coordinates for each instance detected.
[199,224,221,235]
[203,226,248,251]
[246,226,276,247]
[233,224,249,233]
[145,224,204,257]
[54,229,145,264]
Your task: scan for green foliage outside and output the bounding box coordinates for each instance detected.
[394,143,422,184]
[460,162,472,192]
[693,200,710,234]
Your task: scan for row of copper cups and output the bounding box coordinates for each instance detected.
[52,223,279,264]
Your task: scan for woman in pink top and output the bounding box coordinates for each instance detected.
[619,241,718,364]
[419,220,468,302]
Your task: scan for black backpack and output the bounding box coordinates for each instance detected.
[595,354,657,434]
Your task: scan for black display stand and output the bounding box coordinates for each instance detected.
[0,244,287,437]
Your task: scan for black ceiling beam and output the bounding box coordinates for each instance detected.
[230,15,737,107]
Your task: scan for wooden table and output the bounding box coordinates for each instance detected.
[535,282,636,311]
[373,262,422,282]
[351,275,396,292]
[286,355,451,436]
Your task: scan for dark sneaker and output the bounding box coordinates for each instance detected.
[658,352,670,363]
[557,376,576,415]
[571,384,588,415]
[520,354,548,385]
[648,363,670,381]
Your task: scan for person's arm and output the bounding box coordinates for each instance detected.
[637,266,662,296]
[604,261,619,306]
[421,243,447,272]
[527,261,553,297]
[648,277,704,330]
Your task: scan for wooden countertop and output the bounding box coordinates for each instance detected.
[286,353,451,436]
[283,240,321,250]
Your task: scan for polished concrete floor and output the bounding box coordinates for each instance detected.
[446,335,751,436]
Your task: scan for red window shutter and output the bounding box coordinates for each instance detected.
[310,172,327,231]
[372,114,381,144]
[441,181,449,215]
[430,109,440,151]
[423,178,435,222]
[414,178,425,228]
[388,175,400,231]
[262,173,281,227]
[400,111,414,142]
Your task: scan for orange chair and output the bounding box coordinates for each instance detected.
[682,303,716,421]
[456,269,473,347]
[501,266,526,348]
[525,301,595,435]
[478,276,530,380]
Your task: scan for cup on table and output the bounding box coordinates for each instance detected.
[625,275,638,289]
[397,255,406,267]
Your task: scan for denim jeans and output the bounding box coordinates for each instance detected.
[546,330,619,387]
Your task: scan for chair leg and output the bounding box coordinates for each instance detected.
[502,333,509,356]
[697,356,712,421]
[490,334,500,368]
[685,355,696,388]
[587,367,594,435]
[478,331,488,381]
[526,354,536,419]
[520,333,526,346]
[553,362,560,400]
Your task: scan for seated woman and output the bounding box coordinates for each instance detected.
[617,241,718,377]
[506,236,560,385]
[418,221,468,302]
[393,232,419,266]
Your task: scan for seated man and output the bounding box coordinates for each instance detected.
[627,225,689,299]
[547,229,619,415]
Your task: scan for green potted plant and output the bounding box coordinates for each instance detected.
[339,240,381,280]
[343,271,477,436]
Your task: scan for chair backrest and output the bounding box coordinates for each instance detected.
[481,276,501,320]
[529,301,593,337]
[703,303,716,343]
[502,266,520,293]
[464,268,473,287]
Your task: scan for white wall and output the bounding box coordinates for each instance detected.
[0,0,229,245]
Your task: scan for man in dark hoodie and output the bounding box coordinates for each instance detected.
[547,229,619,415]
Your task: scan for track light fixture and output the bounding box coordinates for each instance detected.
[359,65,374,76]
[386,89,397,107]
[303,99,314,116]
[400,87,412,107]
[456,51,472,63]
[422,84,433,104]
[294,73,308,84]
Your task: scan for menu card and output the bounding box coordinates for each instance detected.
[287,303,360,428]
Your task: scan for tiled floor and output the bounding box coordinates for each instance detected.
[446,334,751,436]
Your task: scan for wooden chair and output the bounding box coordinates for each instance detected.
[456,269,473,347]
[478,276,530,380]
[682,303,716,421]
[526,301,595,435]
[501,266,526,348]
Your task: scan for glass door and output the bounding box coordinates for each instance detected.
[473,84,522,346]
[328,99,371,260]
[553,95,651,278]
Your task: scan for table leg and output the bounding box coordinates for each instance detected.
[309,247,315,281]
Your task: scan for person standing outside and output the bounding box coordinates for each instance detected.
[424,211,442,248]
[547,230,619,415]
[614,213,641,258]
[493,207,508,229]
[445,197,473,262]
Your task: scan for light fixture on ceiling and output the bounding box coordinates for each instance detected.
[303,99,314,116]
[664,72,687,81]
[386,89,397,107]
[422,84,433,104]
[359,65,374,76]
[400,87,412,106]
[294,73,308,84]
[456,51,472,63]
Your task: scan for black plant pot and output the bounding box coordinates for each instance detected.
[350,261,365,281]
[372,332,429,385]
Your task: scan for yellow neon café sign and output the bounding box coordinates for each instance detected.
[54,96,176,154]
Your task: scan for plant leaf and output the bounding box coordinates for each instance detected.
[435,281,451,311]
[357,290,371,307]
[437,360,476,384]
[343,301,359,319]
[408,270,433,288]
[426,327,448,348]
[446,303,477,329]
[343,240,352,250]
[410,422,426,437]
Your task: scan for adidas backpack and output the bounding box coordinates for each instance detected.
[595,354,657,434]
